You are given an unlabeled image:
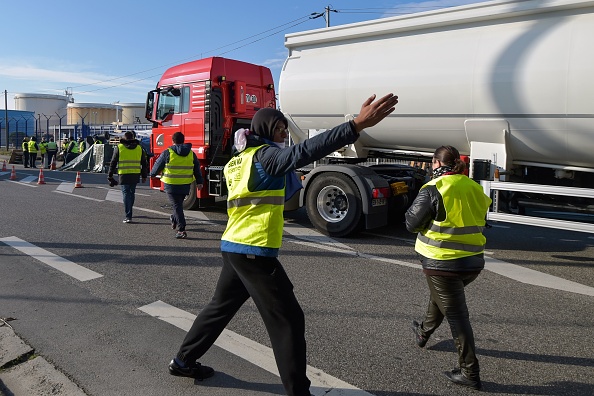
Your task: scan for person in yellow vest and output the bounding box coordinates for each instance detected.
[22,137,30,168]
[27,136,39,168]
[405,145,492,391]
[149,132,203,239]
[64,137,79,165]
[45,137,58,169]
[168,93,399,395]
[93,135,104,145]
[78,137,87,154]
[108,131,148,223]
[38,137,46,166]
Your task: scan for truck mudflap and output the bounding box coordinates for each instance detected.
[300,164,390,237]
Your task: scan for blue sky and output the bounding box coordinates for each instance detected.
[0,0,483,109]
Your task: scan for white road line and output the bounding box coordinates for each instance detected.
[56,182,75,193]
[5,180,38,188]
[105,189,122,203]
[139,301,374,396]
[284,229,594,297]
[485,257,594,297]
[362,232,416,245]
[0,236,103,282]
[53,190,103,202]
[0,171,9,176]
[284,224,355,250]
[20,176,38,184]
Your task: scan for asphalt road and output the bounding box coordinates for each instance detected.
[1,163,593,396]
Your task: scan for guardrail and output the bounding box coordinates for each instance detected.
[480,180,594,233]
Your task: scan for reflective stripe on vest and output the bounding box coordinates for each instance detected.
[221,145,285,249]
[414,174,492,260]
[117,144,142,174]
[161,148,195,185]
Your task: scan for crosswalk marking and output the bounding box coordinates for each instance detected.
[53,190,103,202]
[0,236,103,281]
[139,300,374,396]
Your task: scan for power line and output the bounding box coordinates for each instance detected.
[71,14,315,96]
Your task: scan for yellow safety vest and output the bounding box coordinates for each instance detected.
[47,141,58,151]
[79,141,86,152]
[161,149,195,185]
[22,141,28,151]
[117,144,142,174]
[415,174,492,260]
[221,145,285,249]
[28,140,38,153]
[39,142,47,154]
[69,141,79,154]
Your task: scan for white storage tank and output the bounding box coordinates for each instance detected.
[13,93,69,132]
[67,103,117,126]
[117,103,146,124]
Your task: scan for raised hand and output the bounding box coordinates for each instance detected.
[352,93,399,133]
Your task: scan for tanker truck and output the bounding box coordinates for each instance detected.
[279,0,594,235]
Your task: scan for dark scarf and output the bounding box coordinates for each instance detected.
[432,165,455,179]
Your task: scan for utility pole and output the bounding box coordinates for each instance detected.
[4,90,8,150]
[325,6,338,27]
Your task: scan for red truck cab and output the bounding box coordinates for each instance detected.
[145,57,276,209]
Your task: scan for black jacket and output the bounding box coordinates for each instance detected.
[108,138,149,185]
[405,183,485,272]
[248,121,359,176]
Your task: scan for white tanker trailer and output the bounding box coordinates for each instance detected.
[280,0,594,235]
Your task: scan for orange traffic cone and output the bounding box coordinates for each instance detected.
[1,160,6,171]
[9,166,17,180]
[37,168,46,184]
[50,158,56,171]
[74,171,83,188]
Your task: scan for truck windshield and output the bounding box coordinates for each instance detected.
[156,88,181,120]
[154,86,192,121]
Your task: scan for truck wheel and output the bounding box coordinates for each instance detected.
[183,181,200,210]
[305,172,363,237]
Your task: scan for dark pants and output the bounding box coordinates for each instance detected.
[46,151,57,168]
[177,252,311,396]
[167,192,186,231]
[120,183,137,219]
[420,273,480,379]
[29,153,38,168]
[23,152,29,167]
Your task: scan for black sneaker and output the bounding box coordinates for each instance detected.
[170,215,177,230]
[411,320,429,348]
[443,368,482,390]
[175,231,187,239]
[168,359,214,380]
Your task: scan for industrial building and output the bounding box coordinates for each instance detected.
[1,93,149,149]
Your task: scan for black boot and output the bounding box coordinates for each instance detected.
[443,368,482,390]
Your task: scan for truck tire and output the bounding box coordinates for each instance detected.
[305,172,363,237]
[183,181,200,210]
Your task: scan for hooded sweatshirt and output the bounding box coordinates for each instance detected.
[149,142,203,195]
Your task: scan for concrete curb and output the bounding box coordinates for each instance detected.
[0,326,87,396]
